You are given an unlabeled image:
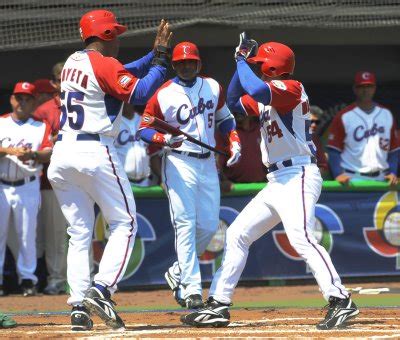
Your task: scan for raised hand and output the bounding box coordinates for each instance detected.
[152,19,173,67]
[235,31,258,61]
[153,19,173,50]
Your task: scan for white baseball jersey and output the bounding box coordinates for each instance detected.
[327,104,400,172]
[60,50,139,137]
[142,76,232,153]
[240,80,315,166]
[0,114,52,181]
[114,115,150,181]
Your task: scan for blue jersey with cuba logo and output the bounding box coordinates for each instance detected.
[327,103,400,173]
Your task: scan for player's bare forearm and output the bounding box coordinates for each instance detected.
[36,149,52,163]
[0,146,25,158]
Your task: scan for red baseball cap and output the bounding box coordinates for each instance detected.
[33,79,56,94]
[13,82,36,96]
[354,71,376,86]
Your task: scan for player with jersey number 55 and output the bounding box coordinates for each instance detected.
[48,9,172,331]
[181,34,359,330]
[139,41,241,310]
[327,71,399,185]
[0,82,53,297]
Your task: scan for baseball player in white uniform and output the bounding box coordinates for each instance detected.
[139,41,241,309]
[47,10,171,331]
[327,71,399,185]
[0,82,52,297]
[181,37,359,330]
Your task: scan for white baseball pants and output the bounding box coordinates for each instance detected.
[210,164,349,304]
[163,151,219,298]
[36,189,68,287]
[48,137,137,306]
[0,179,40,284]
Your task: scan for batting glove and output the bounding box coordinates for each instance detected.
[234,32,258,62]
[163,133,186,148]
[226,130,241,167]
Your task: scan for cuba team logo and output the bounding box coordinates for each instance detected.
[199,206,240,273]
[273,204,344,262]
[93,209,156,281]
[363,191,400,268]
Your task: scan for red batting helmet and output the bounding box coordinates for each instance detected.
[79,10,127,42]
[248,42,295,77]
[172,42,201,62]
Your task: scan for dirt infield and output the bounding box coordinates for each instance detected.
[1,282,399,338]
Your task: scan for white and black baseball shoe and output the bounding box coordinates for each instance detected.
[82,287,125,330]
[71,305,93,331]
[184,294,205,309]
[164,267,185,307]
[316,296,359,330]
[181,297,230,327]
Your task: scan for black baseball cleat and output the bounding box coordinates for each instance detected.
[164,268,185,307]
[71,305,93,331]
[181,297,230,327]
[185,294,205,309]
[21,279,37,297]
[316,296,359,330]
[82,287,125,330]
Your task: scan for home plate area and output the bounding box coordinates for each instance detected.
[1,308,399,338]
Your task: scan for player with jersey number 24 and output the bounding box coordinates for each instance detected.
[181,34,359,330]
[48,9,172,331]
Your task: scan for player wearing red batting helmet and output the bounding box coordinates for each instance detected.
[247,42,295,78]
[171,42,202,80]
[181,33,358,330]
[48,8,172,331]
[79,9,127,42]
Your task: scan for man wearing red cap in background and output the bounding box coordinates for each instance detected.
[327,71,399,184]
[139,41,241,310]
[0,82,52,298]
[33,79,57,106]
[33,62,68,296]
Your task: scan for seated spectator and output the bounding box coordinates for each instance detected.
[216,113,266,192]
[327,71,399,185]
[114,103,155,186]
[310,105,329,177]
[34,62,68,295]
[33,79,57,106]
[0,82,52,296]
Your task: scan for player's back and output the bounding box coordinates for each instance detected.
[59,50,124,138]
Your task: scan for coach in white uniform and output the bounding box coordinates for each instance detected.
[0,82,52,297]
[181,38,358,330]
[48,9,171,331]
[139,42,241,309]
[327,71,399,185]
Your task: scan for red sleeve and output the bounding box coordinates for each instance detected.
[39,122,53,150]
[390,117,400,151]
[89,52,139,102]
[327,113,346,151]
[240,94,259,116]
[217,84,226,110]
[269,80,302,114]
[139,92,164,130]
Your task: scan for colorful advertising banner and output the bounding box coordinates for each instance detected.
[92,183,400,288]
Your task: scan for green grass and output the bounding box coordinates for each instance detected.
[232,295,400,309]
[8,294,400,315]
